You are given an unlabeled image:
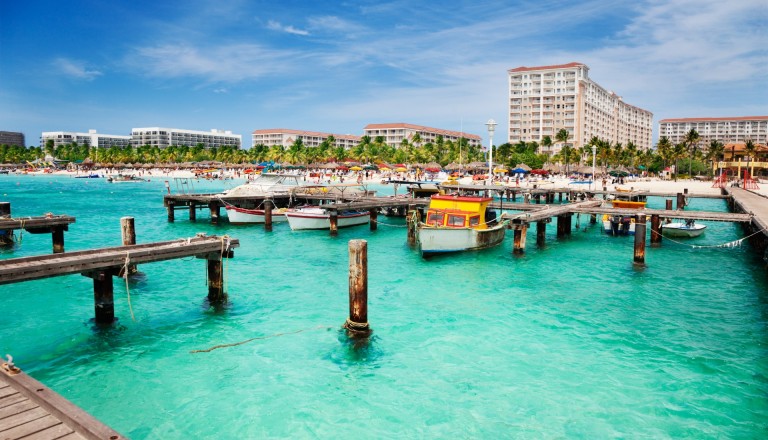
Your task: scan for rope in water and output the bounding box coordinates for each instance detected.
[190,324,332,353]
[122,253,137,322]
[649,225,768,249]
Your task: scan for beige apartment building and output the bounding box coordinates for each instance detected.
[41,129,132,148]
[658,116,768,145]
[363,123,482,148]
[251,129,360,149]
[508,62,653,155]
[131,127,241,149]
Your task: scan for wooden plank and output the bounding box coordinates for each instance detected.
[0,393,28,410]
[0,413,61,439]
[0,406,48,432]
[0,216,76,231]
[0,398,35,420]
[25,422,79,440]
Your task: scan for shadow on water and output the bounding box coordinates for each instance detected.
[327,328,384,367]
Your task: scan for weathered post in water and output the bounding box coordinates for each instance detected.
[207,259,225,303]
[665,199,673,211]
[633,214,647,265]
[344,239,371,337]
[264,200,273,232]
[91,269,115,324]
[51,226,65,253]
[188,202,196,221]
[208,201,220,224]
[329,210,339,236]
[650,214,662,246]
[167,200,176,222]
[676,193,685,210]
[369,209,378,231]
[0,202,11,245]
[120,217,138,275]
[513,224,528,254]
[536,220,547,247]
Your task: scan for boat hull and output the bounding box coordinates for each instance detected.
[661,223,706,238]
[225,206,288,224]
[602,214,636,236]
[418,224,506,255]
[285,209,370,230]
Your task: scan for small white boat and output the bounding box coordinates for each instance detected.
[224,205,288,224]
[284,206,370,230]
[107,174,147,183]
[662,220,707,238]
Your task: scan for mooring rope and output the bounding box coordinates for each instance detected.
[122,253,136,322]
[649,225,768,249]
[190,324,332,353]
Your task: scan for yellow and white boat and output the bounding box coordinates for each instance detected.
[417,194,506,256]
[602,189,648,236]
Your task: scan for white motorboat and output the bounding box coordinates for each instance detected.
[284,206,370,230]
[225,205,288,224]
[221,173,303,197]
[107,174,147,183]
[417,194,506,256]
[661,220,707,238]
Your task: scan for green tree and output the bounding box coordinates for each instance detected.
[555,129,570,174]
[684,128,700,177]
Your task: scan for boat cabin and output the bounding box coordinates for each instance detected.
[610,190,647,209]
[424,195,494,229]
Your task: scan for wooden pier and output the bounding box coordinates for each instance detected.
[1,359,124,440]
[725,187,768,259]
[0,235,239,323]
[0,202,75,253]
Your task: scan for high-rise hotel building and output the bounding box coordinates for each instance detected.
[508,62,653,154]
[131,128,241,149]
[658,116,768,145]
[41,129,132,148]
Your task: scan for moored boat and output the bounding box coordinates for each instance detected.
[74,173,101,179]
[661,219,707,238]
[602,189,648,235]
[224,205,289,224]
[284,206,370,230]
[417,194,506,256]
[107,174,147,183]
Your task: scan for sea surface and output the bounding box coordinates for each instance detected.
[1,174,766,439]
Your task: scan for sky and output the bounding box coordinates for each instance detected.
[1,0,766,147]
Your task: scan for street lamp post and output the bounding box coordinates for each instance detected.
[486,119,497,186]
[591,145,597,191]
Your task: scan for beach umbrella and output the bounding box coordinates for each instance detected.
[530,169,548,175]
[609,170,629,177]
[363,164,378,170]
[337,165,349,171]
[350,166,363,171]
[395,167,408,172]
[515,163,532,172]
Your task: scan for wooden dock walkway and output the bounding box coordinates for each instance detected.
[725,188,768,257]
[0,214,76,253]
[1,360,124,439]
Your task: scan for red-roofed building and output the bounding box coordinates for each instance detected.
[659,116,768,145]
[362,123,482,148]
[252,129,360,149]
[507,62,653,154]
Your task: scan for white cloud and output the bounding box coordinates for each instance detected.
[266,20,310,36]
[53,58,102,80]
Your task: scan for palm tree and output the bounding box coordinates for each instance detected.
[555,129,570,174]
[743,138,757,181]
[672,143,687,181]
[706,140,724,176]
[684,128,700,177]
[541,135,552,156]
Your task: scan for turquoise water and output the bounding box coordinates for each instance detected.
[1,175,766,438]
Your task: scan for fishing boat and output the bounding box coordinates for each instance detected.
[107,174,147,183]
[602,189,648,236]
[417,194,506,256]
[284,206,370,230]
[661,219,707,238]
[225,205,289,224]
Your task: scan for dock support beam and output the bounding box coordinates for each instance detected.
[52,226,65,253]
[556,215,566,238]
[0,202,11,245]
[329,211,339,236]
[633,214,647,266]
[120,217,138,275]
[369,209,378,231]
[513,224,527,254]
[344,239,371,337]
[406,207,419,246]
[209,201,220,224]
[650,214,662,247]
[264,200,273,232]
[189,202,196,221]
[207,259,225,303]
[167,201,175,222]
[536,221,546,247]
[92,270,115,324]
[676,192,686,210]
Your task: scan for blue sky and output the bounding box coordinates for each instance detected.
[1,0,766,147]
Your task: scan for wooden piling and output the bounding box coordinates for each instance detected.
[650,214,662,246]
[633,214,647,266]
[329,211,339,236]
[406,209,416,245]
[590,214,597,224]
[556,215,566,238]
[264,200,273,232]
[207,259,225,303]
[167,200,175,222]
[344,239,371,337]
[513,224,527,254]
[676,192,685,210]
[666,199,673,211]
[536,221,546,247]
[0,202,10,245]
[189,202,196,221]
[369,209,378,231]
[0,202,10,217]
[120,217,138,275]
[209,201,220,224]
[92,270,115,324]
[565,214,572,235]
[52,226,65,253]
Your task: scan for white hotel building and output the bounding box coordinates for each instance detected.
[658,116,768,145]
[41,130,132,148]
[508,62,653,154]
[362,123,482,148]
[131,128,241,149]
[252,129,360,149]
